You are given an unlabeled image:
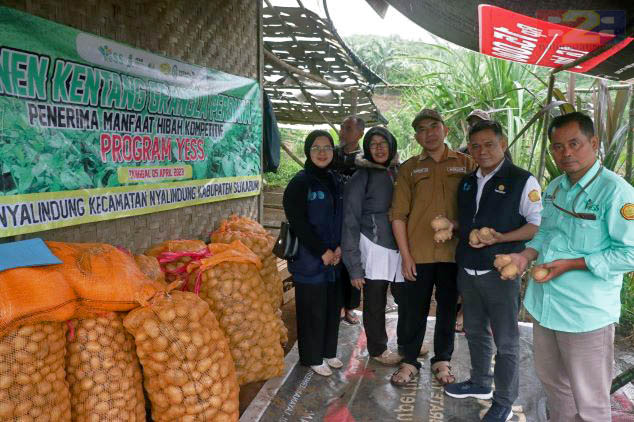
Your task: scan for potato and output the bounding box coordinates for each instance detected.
[501,263,519,279]
[0,322,71,422]
[123,291,239,422]
[494,255,512,270]
[430,215,452,231]
[532,266,550,281]
[433,229,453,243]
[478,227,495,242]
[469,229,480,245]
[65,313,145,421]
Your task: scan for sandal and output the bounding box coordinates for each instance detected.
[390,363,419,387]
[431,361,455,385]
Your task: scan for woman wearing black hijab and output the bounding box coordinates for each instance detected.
[283,129,344,377]
[341,126,403,366]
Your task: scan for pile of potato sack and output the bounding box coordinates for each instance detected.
[0,216,285,422]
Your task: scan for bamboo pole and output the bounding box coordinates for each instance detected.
[281,142,305,167]
[575,85,630,93]
[264,49,348,92]
[626,85,634,182]
[537,74,556,183]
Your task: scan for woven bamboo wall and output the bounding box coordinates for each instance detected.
[6,0,261,252]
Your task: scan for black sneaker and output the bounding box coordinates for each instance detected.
[444,379,493,399]
[483,402,513,421]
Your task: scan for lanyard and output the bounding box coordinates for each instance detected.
[551,165,603,220]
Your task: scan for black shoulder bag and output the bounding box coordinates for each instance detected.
[272,221,299,260]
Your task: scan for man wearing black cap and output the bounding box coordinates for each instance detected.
[389,109,475,386]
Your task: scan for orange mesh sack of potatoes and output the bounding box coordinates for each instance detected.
[0,266,77,339]
[187,241,284,385]
[134,255,166,284]
[46,241,166,313]
[216,215,269,235]
[211,217,286,343]
[0,322,71,421]
[123,290,239,422]
[65,312,145,421]
[145,240,209,285]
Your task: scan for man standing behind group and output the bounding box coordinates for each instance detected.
[508,112,634,421]
[332,115,365,324]
[389,109,475,386]
[445,120,542,422]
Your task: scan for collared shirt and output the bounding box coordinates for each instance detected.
[524,160,634,333]
[390,145,475,264]
[464,160,543,275]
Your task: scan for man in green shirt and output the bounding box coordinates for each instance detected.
[507,112,634,421]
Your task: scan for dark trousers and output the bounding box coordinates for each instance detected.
[340,264,361,310]
[362,279,391,357]
[391,263,458,369]
[457,268,520,408]
[295,281,341,366]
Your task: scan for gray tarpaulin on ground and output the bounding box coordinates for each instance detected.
[242,315,634,421]
[243,317,548,421]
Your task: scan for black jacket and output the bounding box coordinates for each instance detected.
[456,159,531,270]
[283,168,343,283]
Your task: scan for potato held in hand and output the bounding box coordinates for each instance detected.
[469,229,480,245]
[532,266,550,281]
[478,227,495,242]
[493,255,512,270]
[500,263,519,279]
[431,216,452,232]
[433,229,453,243]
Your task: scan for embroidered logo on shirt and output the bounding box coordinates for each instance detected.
[528,189,540,202]
[584,199,600,212]
[447,166,466,173]
[308,190,325,201]
[413,167,429,174]
[620,203,634,220]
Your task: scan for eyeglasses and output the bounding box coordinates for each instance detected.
[551,165,603,220]
[369,141,389,150]
[310,145,334,153]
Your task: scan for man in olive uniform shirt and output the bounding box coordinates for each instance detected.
[508,112,634,421]
[389,109,475,386]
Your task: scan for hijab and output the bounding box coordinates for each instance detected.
[362,126,397,167]
[302,130,336,193]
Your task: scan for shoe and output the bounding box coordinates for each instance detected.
[325,358,343,369]
[443,379,493,400]
[372,349,402,366]
[310,362,332,376]
[482,402,513,421]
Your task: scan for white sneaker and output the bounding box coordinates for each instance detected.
[372,349,402,366]
[326,358,343,369]
[310,362,333,376]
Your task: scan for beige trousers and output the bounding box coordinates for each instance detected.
[533,322,614,422]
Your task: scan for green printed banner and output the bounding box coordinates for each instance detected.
[0,7,262,237]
